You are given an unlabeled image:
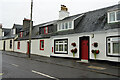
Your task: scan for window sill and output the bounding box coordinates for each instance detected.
[108,21,120,24]
[107,54,120,57]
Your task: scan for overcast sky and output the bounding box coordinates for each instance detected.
[0,0,119,28]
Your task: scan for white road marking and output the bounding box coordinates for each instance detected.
[11,64,19,67]
[32,70,59,80]
[0,73,3,76]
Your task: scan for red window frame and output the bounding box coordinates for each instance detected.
[44,27,48,34]
[40,40,44,50]
[17,41,20,49]
[20,32,23,37]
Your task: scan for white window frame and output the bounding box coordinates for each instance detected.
[107,37,120,56]
[13,29,16,34]
[58,21,73,31]
[54,39,68,54]
[2,32,4,36]
[108,10,120,23]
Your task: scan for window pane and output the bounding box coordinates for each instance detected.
[65,44,67,51]
[45,27,48,33]
[64,40,67,43]
[55,45,58,51]
[59,44,63,51]
[59,24,61,30]
[108,43,110,53]
[113,43,119,53]
[62,23,64,29]
[59,41,63,43]
[69,22,72,28]
[65,22,68,29]
[41,41,44,48]
[117,11,120,21]
[109,12,115,22]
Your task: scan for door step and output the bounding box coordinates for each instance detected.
[76,60,89,63]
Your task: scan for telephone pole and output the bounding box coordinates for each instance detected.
[29,0,33,58]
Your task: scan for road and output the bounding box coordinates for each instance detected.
[1,51,118,79]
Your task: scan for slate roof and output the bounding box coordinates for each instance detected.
[51,4,120,36]
[34,20,57,28]
[16,4,120,40]
[12,24,22,29]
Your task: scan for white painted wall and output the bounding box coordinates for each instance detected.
[59,10,69,20]
[4,39,14,51]
[51,33,91,58]
[31,39,51,57]
[14,40,28,53]
[0,40,3,50]
[0,28,2,37]
[51,30,119,62]
[90,31,120,62]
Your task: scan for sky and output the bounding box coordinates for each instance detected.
[0,0,120,28]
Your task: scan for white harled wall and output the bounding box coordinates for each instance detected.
[0,40,3,50]
[5,39,14,51]
[14,40,28,53]
[90,31,119,62]
[51,33,91,58]
[31,39,51,57]
[51,30,119,62]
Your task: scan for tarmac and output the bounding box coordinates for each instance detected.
[1,51,120,78]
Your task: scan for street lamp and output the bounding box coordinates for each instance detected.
[29,0,33,58]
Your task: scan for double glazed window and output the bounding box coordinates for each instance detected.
[58,21,72,31]
[54,39,68,54]
[107,37,120,56]
[108,10,120,23]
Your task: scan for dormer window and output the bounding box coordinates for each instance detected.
[13,29,16,34]
[2,32,4,36]
[58,21,73,31]
[108,10,120,23]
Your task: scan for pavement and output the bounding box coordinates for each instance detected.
[1,51,120,78]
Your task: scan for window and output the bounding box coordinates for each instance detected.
[117,11,120,20]
[69,21,72,28]
[2,32,4,36]
[13,29,15,34]
[54,39,68,54]
[20,32,23,37]
[10,40,12,49]
[65,22,68,29]
[40,40,44,50]
[17,41,20,49]
[107,36,120,57]
[58,21,73,31]
[62,23,64,29]
[108,10,120,23]
[44,27,48,34]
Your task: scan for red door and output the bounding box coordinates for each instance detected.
[81,40,88,60]
[27,42,29,54]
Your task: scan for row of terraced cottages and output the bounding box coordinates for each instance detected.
[0,4,120,63]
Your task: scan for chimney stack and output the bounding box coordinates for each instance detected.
[23,18,33,30]
[59,5,69,20]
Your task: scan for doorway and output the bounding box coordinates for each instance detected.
[3,41,5,51]
[27,42,29,55]
[79,36,89,60]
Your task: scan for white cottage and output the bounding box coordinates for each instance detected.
[50,5,120,62]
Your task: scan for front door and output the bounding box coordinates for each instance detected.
[81,40,88,60]
[27,42,29,54]
[3,41,5,51]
